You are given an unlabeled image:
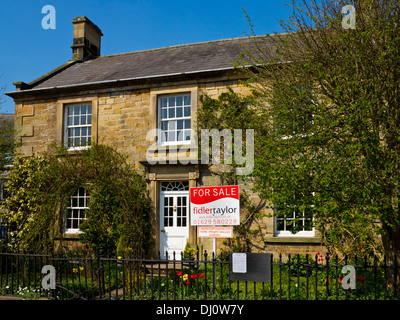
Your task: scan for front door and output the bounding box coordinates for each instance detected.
[160,181,189,259]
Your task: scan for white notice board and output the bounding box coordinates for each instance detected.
[232,253,247,273]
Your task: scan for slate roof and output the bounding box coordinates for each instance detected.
[24,36,273,91]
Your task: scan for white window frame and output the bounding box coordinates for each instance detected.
[0,179,8,201]
[275,86,316,140]
[65,187,89,234]
[64,103,92,151]
[274,192,315,237]
[157,94,191,146]
[276,108,315,140]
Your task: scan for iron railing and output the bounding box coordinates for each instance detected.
[0,248,399,300]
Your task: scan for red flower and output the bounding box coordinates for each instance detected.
[358,276,366,281]
[185,281,190,285]
[191,274,197,279]
[176,272,182,276]
[199,273,204,278]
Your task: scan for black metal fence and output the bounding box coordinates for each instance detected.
[0,248,399,300]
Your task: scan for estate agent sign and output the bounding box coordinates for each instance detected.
[197,226,233,238]
[190,186,240,226]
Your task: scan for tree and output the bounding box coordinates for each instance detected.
[0,82,18,171]
[1,144,152,253]
[238,0,400,261]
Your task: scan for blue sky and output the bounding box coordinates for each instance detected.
[0,0,292,114]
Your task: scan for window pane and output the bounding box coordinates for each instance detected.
[81,115,87,125]
[177,120,183,130]
[72,219,79,229]
[74,116,80,126]
[67,138,73,148]
[167,131,176,141]
[184,130,191,141]
[286,219,294,231]
[177,130,184,141]
[184,120,190,129]
[168,97,175,107]
[176,96,183,106]
[184,107,191,117]
[87,115,92,125]
[169,120,176,131]
[68,116,73,126]
[168,108,175,118]
[161,131,167,142]
[176,107,183,118]
[79,197,85,207]
[277,219,284,231]
[161,108,167,119]
[184,95,190,105]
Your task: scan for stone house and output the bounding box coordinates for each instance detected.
[5,16,324,258]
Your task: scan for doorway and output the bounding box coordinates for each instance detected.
[160,181,189,259]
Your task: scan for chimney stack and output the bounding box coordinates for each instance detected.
[71,16,103,61]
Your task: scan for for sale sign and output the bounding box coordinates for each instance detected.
[190,186,240,226]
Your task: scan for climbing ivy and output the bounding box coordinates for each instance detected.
[1,143,151,253]
[197,88,267,252]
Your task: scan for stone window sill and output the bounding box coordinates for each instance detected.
[264,236,323,244]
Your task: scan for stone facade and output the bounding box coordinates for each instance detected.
[11,76,324,258]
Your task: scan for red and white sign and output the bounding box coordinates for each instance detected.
[190,186,240,226]
[198,226,233,238]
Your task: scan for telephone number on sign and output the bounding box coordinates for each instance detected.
[192,218,239,225]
